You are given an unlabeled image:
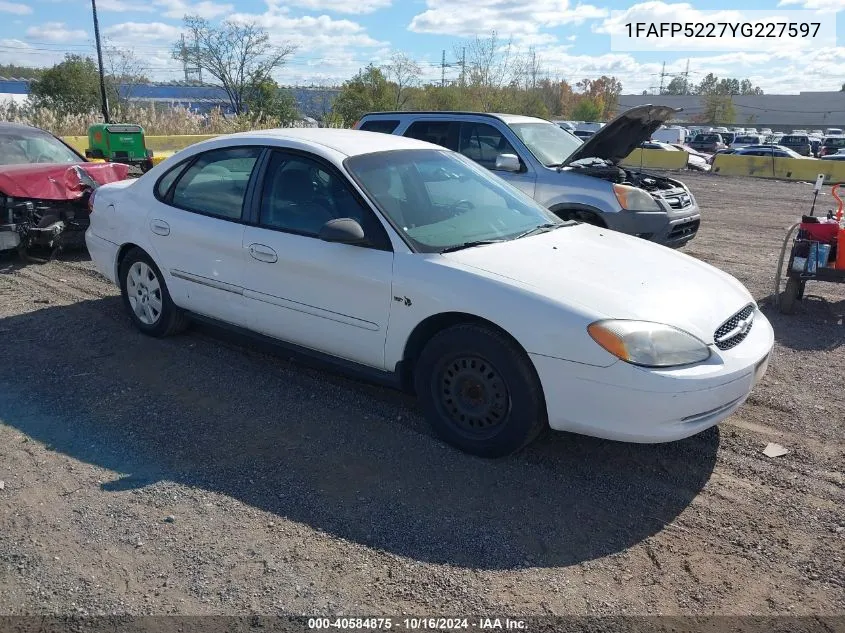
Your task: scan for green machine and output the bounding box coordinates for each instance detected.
[85,123,154,172]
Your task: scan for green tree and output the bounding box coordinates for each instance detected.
[695,72,719,95]
[244,78,300,125]
[28,54,116,116]
[572,97,602,121]
[331,65,394,126]
[663,76,687,95]
[703,93,735,124]
[0,64,43,80]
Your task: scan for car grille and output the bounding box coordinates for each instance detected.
[668,218,700,240]
[714,304,755,350]
[665,193,692,209]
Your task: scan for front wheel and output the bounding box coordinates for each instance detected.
[414,324,547,458]
[119,248,188,336]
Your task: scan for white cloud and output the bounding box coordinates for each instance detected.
[269,0,392,14]
[409,0,607,39]
[26,22,88,43]
[228,10,387,50]
[778,0,845,10]
[0,1,31,15]
[103,21,184,42]
[97,0,155,11]
[152,0,234,19]
[0,39,65,67]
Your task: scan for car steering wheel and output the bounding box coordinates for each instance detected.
[449,199,475,213]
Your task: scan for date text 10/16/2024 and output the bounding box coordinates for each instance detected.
[307,618,528,630]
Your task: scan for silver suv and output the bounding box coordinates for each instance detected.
[354,105,700,247]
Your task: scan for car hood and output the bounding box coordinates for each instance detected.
[442,225,754,344]
[0,162,130,200]
[564,104,680,166]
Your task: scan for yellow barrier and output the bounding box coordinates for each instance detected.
[620,148,689,170]
[773,157,845,182]
[151,151,177,166]
[60,134,218,155]
[62,135,88,154]
[712,153,845,182]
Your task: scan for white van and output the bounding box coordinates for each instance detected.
[652,126,688,144]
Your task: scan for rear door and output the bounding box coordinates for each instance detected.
[146,145,263,328]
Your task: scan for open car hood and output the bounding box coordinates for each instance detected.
[0,162,130,200]
[564,104,681,166]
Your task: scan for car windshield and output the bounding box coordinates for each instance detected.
[735,136,759,144]
[345,149,566,253]
[507,122,583,167]
[782,136,808,144]
[695,134,720,142]
[0,130,81,166]
[824,137,845,147]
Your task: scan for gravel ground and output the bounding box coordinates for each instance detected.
[0,172,843,618]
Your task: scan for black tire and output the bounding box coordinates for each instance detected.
[779,277,802,314]
[413,323,547,458]
[119,247,189,337]
[553,207,605,227]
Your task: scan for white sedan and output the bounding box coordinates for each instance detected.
[85,129,774,457]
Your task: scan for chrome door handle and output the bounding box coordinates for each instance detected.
[248,243,278,263]
[150,219,170,236]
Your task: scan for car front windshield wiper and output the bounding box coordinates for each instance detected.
[513,222,574,240]
[439,239,508,254]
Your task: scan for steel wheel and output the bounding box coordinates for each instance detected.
[126,261,163,326]
[434,354,512,439]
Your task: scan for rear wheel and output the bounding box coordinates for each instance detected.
[414,324,547,458]
[119,248,188,337]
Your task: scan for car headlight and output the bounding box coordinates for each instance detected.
[612,184,661,212]
[587,320,711,367]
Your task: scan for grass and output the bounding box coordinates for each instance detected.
[0,101,335,136]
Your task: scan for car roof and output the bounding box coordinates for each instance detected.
[222,127,438,157]
[0,121,54,135]
[359,111,550,125]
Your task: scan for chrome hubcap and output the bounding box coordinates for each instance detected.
[126,261,163,326]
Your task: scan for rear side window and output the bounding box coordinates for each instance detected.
[359,120,400,134]
[782,136,808,144]
[155,160,190,199]
[403,121,458,150]
[170,147,262,220]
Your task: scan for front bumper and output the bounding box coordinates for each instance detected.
[604,204,700,248]
[530,308,774,443]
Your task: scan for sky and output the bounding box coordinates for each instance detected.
[2,0,845,94]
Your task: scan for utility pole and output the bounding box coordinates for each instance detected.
[90,0,110,123]
[658,61,666,96]
[441,49,446,88]
[683,59,690,95]
[460,46,466,87]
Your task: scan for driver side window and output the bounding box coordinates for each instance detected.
[459,123,518,170]
[259,151,391,248]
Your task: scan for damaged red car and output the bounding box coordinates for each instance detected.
[0,122,131,258]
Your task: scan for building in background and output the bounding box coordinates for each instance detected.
[616,92,845,131]
[0,78,339,120]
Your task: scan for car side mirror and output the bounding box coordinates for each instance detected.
[495,153,521,172]
[318,218,366,244]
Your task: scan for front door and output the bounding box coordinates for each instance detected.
[458,121,537,198]
[240,150,395,369]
